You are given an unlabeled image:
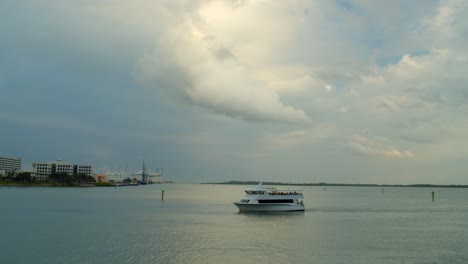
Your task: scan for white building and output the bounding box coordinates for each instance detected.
[0,156,22,176]
[31,160,93,181]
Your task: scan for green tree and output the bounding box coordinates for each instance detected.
[49,172,69,183]
[86,175,96,183]
[64,174,74,185]
[6,171,14,180]
[77,173,88,183]
[16,172,32,182]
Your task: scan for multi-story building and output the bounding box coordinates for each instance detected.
[31,160,93,181]
[0,156,22,176]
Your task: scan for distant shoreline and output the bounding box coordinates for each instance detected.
[0,181,170,187]
[202,181,468,188]
[0,182,107,187]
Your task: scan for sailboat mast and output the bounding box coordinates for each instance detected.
[142,161,147,183]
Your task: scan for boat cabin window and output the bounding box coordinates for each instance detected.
[240,199,250,203]
[245,190,264,195]
[258,199,294,204]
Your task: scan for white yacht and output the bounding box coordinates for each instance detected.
[234,183,304,212]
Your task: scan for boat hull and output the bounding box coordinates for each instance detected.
[234,202,304,212]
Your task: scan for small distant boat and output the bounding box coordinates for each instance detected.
[129,181,139,186]
[233,182,304,212]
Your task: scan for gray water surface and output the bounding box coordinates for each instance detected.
[1,184,467,263]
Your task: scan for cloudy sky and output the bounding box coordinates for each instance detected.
[2,0,468,184]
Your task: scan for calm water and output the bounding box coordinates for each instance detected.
[1,184,467,263]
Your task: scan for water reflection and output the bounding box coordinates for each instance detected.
[236,211,305,219]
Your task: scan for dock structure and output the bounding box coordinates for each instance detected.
[131,162,163,184]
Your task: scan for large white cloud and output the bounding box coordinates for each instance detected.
[133,0,315,124]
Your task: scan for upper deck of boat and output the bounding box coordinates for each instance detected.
[244,189,303,195]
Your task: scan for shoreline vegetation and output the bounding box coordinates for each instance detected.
[202,181,468,188]
[0,181,114,187]
[0,181,103,187]
[0,171,113,187]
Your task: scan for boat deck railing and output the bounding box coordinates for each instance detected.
[267,190,303,195]
[245,190,303,195]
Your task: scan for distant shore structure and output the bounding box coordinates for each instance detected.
[31,159,93,181]
[93,173,108,183]
[0,156,22,176]
[131,162,163,184]
[107,162,165,184]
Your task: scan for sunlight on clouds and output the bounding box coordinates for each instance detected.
[431,4,455,29]
[375,95,429,112]
[349,135,414,158]
[254,65,325,94]
[133,1,312,124]
[363,52,441,87]
[190,27,206,40]
[262,124,335,150]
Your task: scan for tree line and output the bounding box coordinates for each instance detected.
[1,171,34,182]
[1,171,95,185]
[48,172,95,184]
